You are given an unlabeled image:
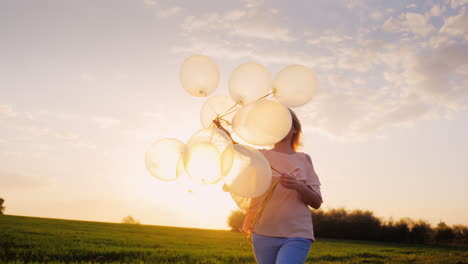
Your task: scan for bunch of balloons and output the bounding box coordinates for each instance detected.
[145,54,318,199]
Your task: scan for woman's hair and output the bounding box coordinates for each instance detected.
[289,108,302,151]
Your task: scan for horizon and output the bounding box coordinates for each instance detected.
[1,0,468,230]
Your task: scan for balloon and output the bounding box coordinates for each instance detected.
[200,95,241,130]
[228,62,272,105]
[184,128,234,184]
[223,145,272,198]
[273,64,318,107]
[145,138,185,181]
[232,100,292,146]
[180,55,219,97]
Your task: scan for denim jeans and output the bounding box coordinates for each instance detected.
[252,232,313,264]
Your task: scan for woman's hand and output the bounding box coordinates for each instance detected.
[279,173,305,192]
[280,172,322,208]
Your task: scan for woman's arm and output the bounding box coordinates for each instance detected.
[280,174,322,209]
[279,153,323,209]
[297,184,323,209]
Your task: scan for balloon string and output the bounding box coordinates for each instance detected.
[224,102,239,114]
[217,108,238,120]
[256,90,276,102]
[245,173,282,244]
[213,90,277,124]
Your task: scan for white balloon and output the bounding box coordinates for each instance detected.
[232,100,292,146]
[184,128,234,184]
[229,62,272,105]
[180,55,219,97]
[200,95,240,130]
[273,64,318,107]
[224,145,272,198]
[145,138,185,181]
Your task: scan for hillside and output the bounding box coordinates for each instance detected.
[1,215,466,263]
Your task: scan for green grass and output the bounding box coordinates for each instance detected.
[1,215,466,264]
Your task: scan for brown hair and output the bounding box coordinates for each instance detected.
[289,108,302,151]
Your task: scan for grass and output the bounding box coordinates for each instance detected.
[1,215,467,263]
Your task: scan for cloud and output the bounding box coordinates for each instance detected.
[92,116,121,129]
[296,34,467,139]
[143,0,157,6]
[298,82,439,139]
[403,42,468,109]
[0,171,51,190]
[450,0,468,9]
[172,1,467,140]
[172,34,333,71]
[370,10,384,21]
[427,5,446,17]
[0,104,17,118]
[307,30,352,45]
[158,6,183,17]
[244,0,264,9]
[428,9,466,48]
[383,12,436,37]
[0,106,97,148]
[439,9,468,39]
[346,0,367,9]
[180,2,296,42]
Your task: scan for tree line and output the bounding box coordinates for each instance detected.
[227,208,468,245]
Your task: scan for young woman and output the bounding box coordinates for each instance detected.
[217,109,323,264]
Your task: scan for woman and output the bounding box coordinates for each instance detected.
[218,109,323,264]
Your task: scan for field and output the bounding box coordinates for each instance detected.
[1,215,467,264]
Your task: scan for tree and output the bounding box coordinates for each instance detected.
[410,220,432,244]
[227,210,246,232]
[121,215,140,225]
[452,225,468,244]
[434,222,455,243]
[0,198,4,215]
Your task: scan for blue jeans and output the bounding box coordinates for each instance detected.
[252,232,313,264]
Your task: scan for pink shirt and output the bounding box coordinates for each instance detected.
[241,150,322,240]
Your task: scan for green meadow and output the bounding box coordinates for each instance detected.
[1,215,466,264]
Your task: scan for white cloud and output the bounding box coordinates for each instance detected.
[439,9,468,38]
[383,12,436,37]
[295,33,467,139]
[428,5,446,17]
[370,10,383,21]
[158,6,183,17]
[346,0,367,9]
[297,80,440,139]
[92,116,121,129]
[333,40,385,72]
[53,131,79,141]
[172,1,467,140]
[450,0,468,9]
[232,9,296,42]
[403,43,468,109]
[143,0,157,6]
[172,34,333,71]
[0,171,51,190]
[429,34,456,48]
[0,104,17,118]
[307,30,352,45]
[180,2,296,42]
[244,0,264,9]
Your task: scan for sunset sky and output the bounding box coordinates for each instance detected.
[1,0,467,230]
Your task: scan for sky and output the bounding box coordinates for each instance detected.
[1,0,467,230]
